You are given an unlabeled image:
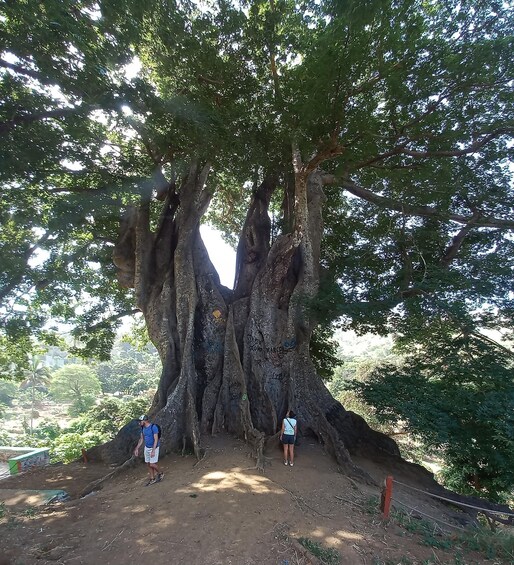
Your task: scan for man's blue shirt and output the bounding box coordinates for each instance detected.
[142,424,160,448]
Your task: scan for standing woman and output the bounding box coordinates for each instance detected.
[280,410,297,466]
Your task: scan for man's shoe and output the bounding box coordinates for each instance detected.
[157,473,164,482]
[145,478,157,486]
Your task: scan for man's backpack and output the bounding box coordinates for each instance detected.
[153,423,162,439]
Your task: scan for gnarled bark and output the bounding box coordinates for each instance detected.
[100,163,399,480]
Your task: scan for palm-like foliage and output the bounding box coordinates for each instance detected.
[20,355,49,435]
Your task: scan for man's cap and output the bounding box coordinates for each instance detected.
[138,415,149,422]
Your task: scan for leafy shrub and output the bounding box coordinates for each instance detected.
[0,380,17,406]
[50,431,108,463]
[31,418,62,441]
[67,394,96,417]
[351,335,514,501]
[69,396,149,437]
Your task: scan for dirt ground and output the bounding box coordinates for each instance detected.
[0,435,508,565]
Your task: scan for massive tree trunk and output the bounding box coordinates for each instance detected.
[99,160,399,479]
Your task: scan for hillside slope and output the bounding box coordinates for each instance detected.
[0,435,509,564]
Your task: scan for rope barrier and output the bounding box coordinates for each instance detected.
[392,498,466,532]
[392,479,514,518]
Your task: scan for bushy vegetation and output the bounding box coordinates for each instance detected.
[328,332,400,435]
[0,380,17,407]
[331,331,514,503]
[0,338,157,462]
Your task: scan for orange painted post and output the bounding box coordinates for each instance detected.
[81,448,88,463]
[380,475,393,519]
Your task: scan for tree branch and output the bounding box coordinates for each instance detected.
[440,212,481,268]
[84,309,141,332]
[268,0,282,103]
[353,128,512,169]
[469,331,514,357]
[0,231,51,302]
[339,179,514,230]
[0,105,98,135]
[400,128,513,158]
[0,58,43,81]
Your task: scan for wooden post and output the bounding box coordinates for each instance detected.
[380,475,393,518]
[81,448,88,463]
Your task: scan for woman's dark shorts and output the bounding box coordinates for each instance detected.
[281,434,295,445]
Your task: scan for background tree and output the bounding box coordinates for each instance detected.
[49,364,101,416]
[96,339,160,395]
[0,379,17,408]
[350,333,514,501]
[69,396,150,436]
[0,0,513,498]
[20,354,50,434]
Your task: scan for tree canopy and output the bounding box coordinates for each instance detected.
[1,0,512,361]
[1,0,513,497]
[49,363,101,415]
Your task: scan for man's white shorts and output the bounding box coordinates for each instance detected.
[144,446,160,463]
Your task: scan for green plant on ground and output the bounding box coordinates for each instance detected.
[49,364,101,416]
[351,335,514,501]
[0,380,17,407]
[20,355,50,435]
[363,495,380,515]
[392,508,454,550]
[391,507,514,562]
[23,506,37,518]
[30,419,61,441]
[13,395,150,464]
[0,502,5,519]
[68,396,150,437]
[6,515,19,529]
[458,526,514,561]
[298,537,340,565]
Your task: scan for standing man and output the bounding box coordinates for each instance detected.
[134,415,164,486]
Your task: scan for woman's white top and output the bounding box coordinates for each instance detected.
[283,417,297,435]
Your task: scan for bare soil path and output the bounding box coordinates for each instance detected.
[0,435,506,564]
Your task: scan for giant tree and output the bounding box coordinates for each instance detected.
[1,0,513,485]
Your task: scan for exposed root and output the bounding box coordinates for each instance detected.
[268,478,333,518]
[192,448,209,468]
[254,433,266,472]
[80,455,137,498]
